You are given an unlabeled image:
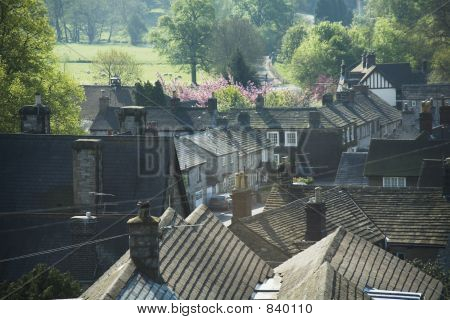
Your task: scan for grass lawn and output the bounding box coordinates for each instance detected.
[55,43,209,85]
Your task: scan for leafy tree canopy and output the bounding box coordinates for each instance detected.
[93,48,142,85]
[150,0,216,84]
[278,20,310,63]
[0,264,81,300]
[315,0,353,26]
[0,0,84,134]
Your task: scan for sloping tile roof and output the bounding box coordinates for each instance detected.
[81,85,135,121]
[262,184,450,247]
[357,63,425,89]
[276,228,443,300]
[334,152,368,186]
[402,83,450,100]
[175,138,206,171]
[82,206,274,300]
[417,159,443,188]
[229,187,385,263]
[364,135,450,177]
[0,134,185,216]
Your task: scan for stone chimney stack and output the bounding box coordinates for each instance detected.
[309,110,321,129]
[420,99,433,134]
[128,201,163,283]
[99,90,110,113]
[322,93,333,107]
[255,93,265,109]
[170,91,181,109]
[336,90,355,104]
[305,187,327,241]
[366,52,376,68]
[443,158,450,201]
[73,139,103,212]
[207,94,218,127]
[70,211,98,283]
[231,172,252,222]
[237,111,251,130]
[362,52,367,69]
[439,96,450,127]
[118,106,146,135]
[19,93,51,134]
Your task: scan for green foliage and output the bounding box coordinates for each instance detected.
[215,86,252,112]
[315,0,353,26]
[278,21,310,63]
[228,50,259,86]
[0,0,84,134]
[429,47,450,83]
[150,0,216,84]
[293,176,314,184]
[409,259,450,299]
[0,264,82,300]
[127,13,148,45]
[135,80,167,106]
[210,16,264,75]
[233,0,293,51]
[290,21,356,87]
[93,48,142,85]
[265,90,309,108]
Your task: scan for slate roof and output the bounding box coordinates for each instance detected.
[229,187,385,265]
[184,128,273,157]
[261,184,450,247]
[417,159,444,188]
[90,105,215,133]
[0,213,130,282]
[276,228,443,300]
[402,83,450,100]
[364,134,450,177]
[174,138,206,171]
[352,63,425,89]
[0,134,188,216]
[334,152,368,186]
[82,205,274,300]
[81,85,135,121]
[224,92,400,131]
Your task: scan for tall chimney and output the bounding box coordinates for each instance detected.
[336,91,355,104]
[340,60,346,78]
[255,93,265,109]
[237,111,251,130]
[69,212,98,283]
[231,172,252,222]
[420,99,433,134]
[19,93,51,134]
[362,52,367,69]
[207,94,218,127]
[305,187,327,241]
[170,91,181,109]
[322,93,333,107]
[366,52,376,68]
[439,96,450,127]
[443,158,450,201]
[309,110,321,129]
[72,139,103,212]
[128,201,163,283]
[118,106,146,135]
[99,90,110,113]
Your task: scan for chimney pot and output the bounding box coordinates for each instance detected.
[231,172,252,222]
[305,200,326,242]
[439,96,450,127]
[366,52,376,68]
[420,100,433,134]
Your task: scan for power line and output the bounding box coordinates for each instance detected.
[0,234,128,264]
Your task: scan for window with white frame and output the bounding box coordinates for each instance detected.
[267,131,279,146]
[285,131,297,147]
[383,177,406,188]
[273,154,280,165]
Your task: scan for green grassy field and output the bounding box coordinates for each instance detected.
[54,43,208,85]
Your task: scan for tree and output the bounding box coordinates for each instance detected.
[210,16,264,76]
[93,49,142,85]
[150,0,216,85]
[135,80,167,106]
[0,0,84,134]
[429,47,450,83]
[315,0,353,26]
[228,49,259,86]
[0,264,81,300]
[278,20,310,63]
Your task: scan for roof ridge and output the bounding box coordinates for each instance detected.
[340,188,387,240]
